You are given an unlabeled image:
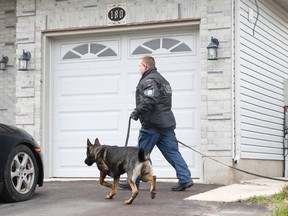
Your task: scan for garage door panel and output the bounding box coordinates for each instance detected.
[55,133,125,149]
[58,111,120,131]
[54,137,105,148]
[174,108,197,129]
[175,132,199,148]
[59,75,121,96]
[56,96,129,108]
[54,167,96,178]
[58,148,86,167]
[56,64,123,75]
[181,148,200,168]
[173,97,198,107]
[159,57,197,70]
[128,73,140,94]
[56,167,99,177]
[165,70,196,92]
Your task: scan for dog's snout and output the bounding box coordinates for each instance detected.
[84,157,94,166]
[84,158,89,165]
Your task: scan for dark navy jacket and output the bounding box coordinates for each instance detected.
[134,67,176,128]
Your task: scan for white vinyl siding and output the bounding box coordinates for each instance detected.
[238,0,288,160]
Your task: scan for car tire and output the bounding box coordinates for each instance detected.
[1,145,39,202]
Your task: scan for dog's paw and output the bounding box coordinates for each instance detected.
[151,191,156,199]
[123,200,132,205]
[105,193,114,199]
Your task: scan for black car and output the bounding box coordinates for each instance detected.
[0,123,44,202]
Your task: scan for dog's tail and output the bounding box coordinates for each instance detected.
[138,148,150,162]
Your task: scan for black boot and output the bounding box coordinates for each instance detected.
[171,181,193,191]
[118,180,131,190]
[118,179,140,190]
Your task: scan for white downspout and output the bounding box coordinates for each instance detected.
[283,81,288,177]
[232,0,241,164]
[284,80,288,177]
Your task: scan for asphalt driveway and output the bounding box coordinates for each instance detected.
[0,180,269,216]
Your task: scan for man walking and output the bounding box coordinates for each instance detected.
[119,55,193,191]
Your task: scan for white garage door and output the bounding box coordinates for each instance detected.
[51,29,201,179]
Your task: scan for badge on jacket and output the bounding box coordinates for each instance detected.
[144,88,154,97]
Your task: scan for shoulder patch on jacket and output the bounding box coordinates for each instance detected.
[145,79,153,87]
[164,83,172,94]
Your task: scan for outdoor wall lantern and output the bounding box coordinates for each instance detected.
[18,50,31,71]
[0,55,9,70]
[207,37,219,60]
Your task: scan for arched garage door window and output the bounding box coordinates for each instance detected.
[62,43,118,60]
[132,38,192,55]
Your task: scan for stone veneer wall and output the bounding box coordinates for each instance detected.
[0,0,16,125]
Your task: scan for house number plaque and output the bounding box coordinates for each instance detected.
[107,3,126,25]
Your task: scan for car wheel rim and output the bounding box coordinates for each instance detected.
[10,152,35,194]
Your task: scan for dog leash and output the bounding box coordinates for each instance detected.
[154,127,288,183]
[124,117,132,147]
[124,117,288,182]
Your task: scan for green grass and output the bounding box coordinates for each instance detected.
[242,185,288,216]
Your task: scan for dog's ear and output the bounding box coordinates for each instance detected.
[87,138,93,148]
[94,138,101,146]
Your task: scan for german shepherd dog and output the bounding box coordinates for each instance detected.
[84,138,156,205]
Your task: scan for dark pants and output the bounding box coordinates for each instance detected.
[138,126,192,184]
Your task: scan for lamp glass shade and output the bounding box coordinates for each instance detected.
[19,59,28,71]
[0,62,6,70]
[0,56,8,70]
[207,47,217,60]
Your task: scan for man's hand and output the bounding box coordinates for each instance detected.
[130,110,139,121]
